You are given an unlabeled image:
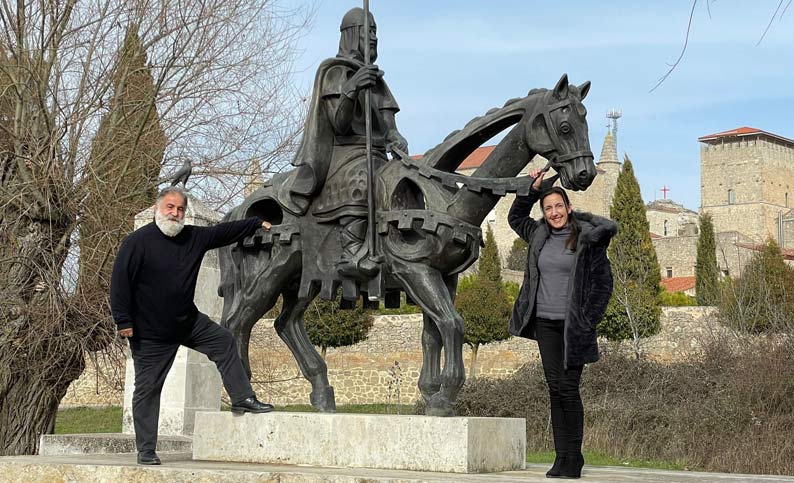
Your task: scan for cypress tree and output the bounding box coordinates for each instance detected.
[599,155,662,354]
[505,237,528,271]
[695,213,719,305]
[456,224,511,380]
[79,26,166,309]
[478,224,502,284]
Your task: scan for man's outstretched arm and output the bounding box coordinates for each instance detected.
[204,217,271,250]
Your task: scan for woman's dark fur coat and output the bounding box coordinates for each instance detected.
[508,189,618,368]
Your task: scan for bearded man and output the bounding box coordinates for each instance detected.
[110,186,274,466]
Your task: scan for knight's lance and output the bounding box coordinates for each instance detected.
[363,0,378,264]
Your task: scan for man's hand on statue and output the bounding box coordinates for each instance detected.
[118,328,133,338]
[262,220,272,231]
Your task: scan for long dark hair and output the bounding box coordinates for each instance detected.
[539,186,579,251]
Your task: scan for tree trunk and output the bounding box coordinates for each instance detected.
[468,344,479,381]
[320,346,327,360]
[0,348,84,455]
[0,214,85,455]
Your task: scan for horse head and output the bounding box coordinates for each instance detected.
[526,73,595,191]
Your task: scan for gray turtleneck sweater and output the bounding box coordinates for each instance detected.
[536,225,575,320]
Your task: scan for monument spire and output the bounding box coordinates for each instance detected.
[597,130,620,165]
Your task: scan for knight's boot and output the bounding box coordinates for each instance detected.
[337,218,379,278]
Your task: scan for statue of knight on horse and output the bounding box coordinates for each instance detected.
[218,5,597,417]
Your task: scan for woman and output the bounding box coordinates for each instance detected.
[508,169,617,479]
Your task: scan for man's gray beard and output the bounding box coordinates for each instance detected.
[155,210,185,237]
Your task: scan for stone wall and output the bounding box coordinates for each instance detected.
[62,307,722,407]
[653,234,698,278]
[646,200,699,238]
[652,230,765,280]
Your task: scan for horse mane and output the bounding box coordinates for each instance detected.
[418,88,549,173]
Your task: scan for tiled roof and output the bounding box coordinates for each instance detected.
[660,276,696,293]
[439,145,604,173]
[698,126,794,146]
[458,146,496,170]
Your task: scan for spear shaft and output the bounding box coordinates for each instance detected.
[363,0,377,263]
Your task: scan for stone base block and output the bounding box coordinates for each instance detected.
[39,433,192,455]
[192,412,526,473]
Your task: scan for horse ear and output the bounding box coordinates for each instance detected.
[578,81,591,100]
[553,73,569,99]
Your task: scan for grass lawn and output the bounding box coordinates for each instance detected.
[55,406,123,434]
[526,450,686,471]
[55,405,684,471]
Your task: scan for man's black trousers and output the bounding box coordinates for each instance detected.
[128,313,254,453]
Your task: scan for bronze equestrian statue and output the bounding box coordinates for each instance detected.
[218,7,596,417]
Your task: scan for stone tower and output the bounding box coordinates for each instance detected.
[566,129,621,218]
[699,127,794,243]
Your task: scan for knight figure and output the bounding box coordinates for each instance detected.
[278,7,408,278]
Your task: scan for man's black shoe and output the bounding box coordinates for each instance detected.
[231,396,275,414]
[137,451,161,465]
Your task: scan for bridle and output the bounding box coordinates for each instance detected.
[532,91,593,171]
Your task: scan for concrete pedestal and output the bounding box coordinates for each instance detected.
[192,412,526,473]
[121,196,224,437]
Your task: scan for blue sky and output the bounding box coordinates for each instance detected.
[285,1,793,211]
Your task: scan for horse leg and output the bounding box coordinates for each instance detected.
[274,285,336,412]
[418,313,442,403]
[219,244,300,379]
[417,274,458,402]
[393,261,465,416]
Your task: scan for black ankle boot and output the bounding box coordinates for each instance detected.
[560,452,584,479]
[546,453,566,478]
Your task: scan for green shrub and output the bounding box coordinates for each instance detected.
[718,239,794,333]
[505,237,528,271]
[454,335,794,475]
[304,297,373,358]
[660,291,696,306]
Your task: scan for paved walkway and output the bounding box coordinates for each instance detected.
[2,453,794,483]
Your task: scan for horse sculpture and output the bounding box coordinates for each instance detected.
[218,73,596,416]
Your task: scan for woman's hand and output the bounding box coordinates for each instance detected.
[262,220,272,231]
[531,169,545,191]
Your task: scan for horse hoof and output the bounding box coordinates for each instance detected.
[425,394,456,417]
[310,386,337,412]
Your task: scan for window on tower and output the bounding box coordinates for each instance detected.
[728,189,735,205]
[663,220,668,236]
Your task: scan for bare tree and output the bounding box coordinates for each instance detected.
[650,0,791,92]
[608,240,661,360]
[0,0,310,455]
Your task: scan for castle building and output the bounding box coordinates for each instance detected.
[454,122,794,293]
[699,127,794,245]
[653,126,794,284]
